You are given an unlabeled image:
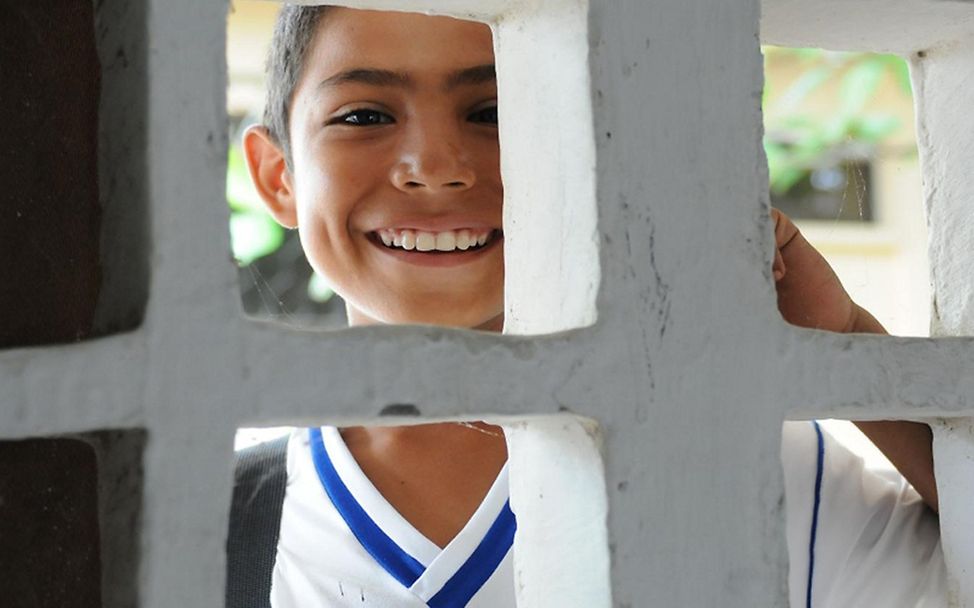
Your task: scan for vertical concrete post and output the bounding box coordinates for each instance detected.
[931,421,974,606]
[912,38,974,606]
[141,1,242,606]
[585,0,790,604]
[505,417,611,606]
[494,0,599,335]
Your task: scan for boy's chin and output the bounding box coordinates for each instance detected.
[347,304,504,332]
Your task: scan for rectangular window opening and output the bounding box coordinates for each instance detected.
[226,3,504,332]
[763,46,929,337]
[0,429,146,608]
[2,0,148,348]
[228,414,611,607]
[226,0,599,336]
[779,417,942,605]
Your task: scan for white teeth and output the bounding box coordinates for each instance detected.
[456,230,471,250]
[377,228,496,252]
[415,232,436,251]
[401,231,416,250]
[435,232,456,251]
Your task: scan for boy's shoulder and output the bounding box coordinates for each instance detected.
[781,421,945,607]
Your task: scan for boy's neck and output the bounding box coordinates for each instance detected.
[340,422,508,547]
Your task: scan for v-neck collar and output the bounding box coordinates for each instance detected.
[308,426,516,606]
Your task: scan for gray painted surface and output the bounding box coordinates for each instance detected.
[92,0,150,337]
[1,0,973,606]
[88,430,146,608]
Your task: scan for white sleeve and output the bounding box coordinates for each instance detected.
[782,421,946,608]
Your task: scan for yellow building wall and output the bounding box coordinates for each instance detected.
[764,49,930,338]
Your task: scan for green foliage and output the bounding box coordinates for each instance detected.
[307,272,336,303]
[225,141,335,304]
[763,48,913,195]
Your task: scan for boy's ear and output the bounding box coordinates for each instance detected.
[242,125,298,229]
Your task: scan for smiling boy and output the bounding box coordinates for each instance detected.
[247,8,504,331]
[232,5,945,607]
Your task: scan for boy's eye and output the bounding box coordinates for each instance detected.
[468,106,498,125]
[332,109,394,126]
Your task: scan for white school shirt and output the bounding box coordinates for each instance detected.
[781,421,945,607]
[271,422,945,608]
[271,426,516,608]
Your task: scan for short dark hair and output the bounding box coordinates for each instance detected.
[263,5,330,168]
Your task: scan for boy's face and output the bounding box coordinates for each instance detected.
[249,9,503,330]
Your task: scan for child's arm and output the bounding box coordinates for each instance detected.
[772,209,938,512]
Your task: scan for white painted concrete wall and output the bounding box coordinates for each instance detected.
[911,37,974,605]
[2,0,974,606]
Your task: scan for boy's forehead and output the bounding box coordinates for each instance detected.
[304,8,494,80]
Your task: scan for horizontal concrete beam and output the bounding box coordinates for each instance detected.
[785,330,974,419]
[0,334,146,438]
[761,0,974,53]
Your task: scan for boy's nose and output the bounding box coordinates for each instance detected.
[390,127,477,193]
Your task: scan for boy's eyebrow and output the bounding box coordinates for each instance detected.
[444,64,496,90]
[317,68,411,90]
[316,64,496,93]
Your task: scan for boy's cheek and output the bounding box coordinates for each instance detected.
[305,152,382,202]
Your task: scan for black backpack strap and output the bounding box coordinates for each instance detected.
[226,436,290,608]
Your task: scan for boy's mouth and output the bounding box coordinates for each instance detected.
[371,228,501,253]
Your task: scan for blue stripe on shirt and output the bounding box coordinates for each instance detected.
[308,427,426,588]
[807,421,825,608]
[427,500,516,608]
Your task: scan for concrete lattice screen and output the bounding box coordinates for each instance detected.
[3,1,974,608]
